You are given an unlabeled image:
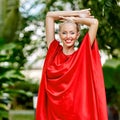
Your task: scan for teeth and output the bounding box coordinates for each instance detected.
[66,40,72,42]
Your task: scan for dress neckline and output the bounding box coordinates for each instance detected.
[61,48,77,57]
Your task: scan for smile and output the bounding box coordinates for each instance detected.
[65,39,73,44]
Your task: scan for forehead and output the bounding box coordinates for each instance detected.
[60,22,77,31]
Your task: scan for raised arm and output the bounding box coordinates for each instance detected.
[76,17,98,45]
[45,15,54,48]
[46,9,91,48]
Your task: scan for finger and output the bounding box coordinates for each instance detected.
[90,16,94,18]
[86,16,94,18]
[80,8,91,12]
[59,16,64,18]
[59,20,65,22]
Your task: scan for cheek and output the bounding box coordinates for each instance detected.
[73,34,78,39]
[59,34,66,39]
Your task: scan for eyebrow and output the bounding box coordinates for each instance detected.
[61,30,76,32]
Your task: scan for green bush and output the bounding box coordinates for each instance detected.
[11,81,39,110]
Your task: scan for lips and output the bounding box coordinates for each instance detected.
[65,39,73,44]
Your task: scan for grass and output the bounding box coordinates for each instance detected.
[10,114,34,120]
[9,110,35,120]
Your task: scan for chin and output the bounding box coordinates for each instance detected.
[66,44,74,48]
[66,42,75,47]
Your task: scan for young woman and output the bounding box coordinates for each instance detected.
[36,9,108,120]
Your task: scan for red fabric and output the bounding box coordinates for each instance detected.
[36,33,108,120]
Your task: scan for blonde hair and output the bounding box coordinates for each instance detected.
[59,20,80,32]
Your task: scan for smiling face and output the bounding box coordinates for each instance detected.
[59,21,80,49]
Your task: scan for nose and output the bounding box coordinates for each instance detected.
[66,33,71,38]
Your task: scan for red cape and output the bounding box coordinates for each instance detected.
[36,33,108,120]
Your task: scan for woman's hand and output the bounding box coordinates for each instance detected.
[79,11,92,18]
[59,14,94,23]
[78,8,91,18]
[58,8,94,22]
[46,8,91,20]
[59,16,76,21]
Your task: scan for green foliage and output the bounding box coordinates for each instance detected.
[0,40,28,111]
[103,61,120,108]
[76,0,120,58]
[0,110,9,120]
[0,1,39,117]
[103,66,120,90]
[11,81,39,109]
[2,8,20,42]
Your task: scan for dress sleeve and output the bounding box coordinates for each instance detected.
[82,32,108,119]
[48,40,59,50]
[36,39,59,120]
[79,32,97,49]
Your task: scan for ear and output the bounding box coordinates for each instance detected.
[77,32,80,39]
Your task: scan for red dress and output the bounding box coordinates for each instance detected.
[36,33,108,120]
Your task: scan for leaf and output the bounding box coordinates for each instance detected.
[0,70,25,81]
[0,43,16,51]
[0,103,8,110]
[104,0,117,8]
[104,58,120,68]
[103,66,115,89]
[4,89,33,97]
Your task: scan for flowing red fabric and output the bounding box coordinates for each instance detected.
[36,33,108,120]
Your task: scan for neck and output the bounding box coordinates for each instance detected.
[63,47,75,55]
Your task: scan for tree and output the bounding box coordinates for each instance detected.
[0,0,33,119]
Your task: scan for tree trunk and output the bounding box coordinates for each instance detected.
[0,0,19,42]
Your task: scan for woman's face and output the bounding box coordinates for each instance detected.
[59,22,80,48]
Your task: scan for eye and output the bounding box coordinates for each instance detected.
[62,32,66,35]
[70,32,75,34]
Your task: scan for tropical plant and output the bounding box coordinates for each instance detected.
[0,0,34,119]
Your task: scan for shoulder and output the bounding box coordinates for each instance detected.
[48,39,61,50]
[49,39,59,47]
[46,39,62,58]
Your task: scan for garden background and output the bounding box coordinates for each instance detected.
[0,0,120,120]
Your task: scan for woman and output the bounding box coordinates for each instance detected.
[36,9,108,120]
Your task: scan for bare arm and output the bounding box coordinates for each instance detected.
[46,16,55,48]
[46,9,91,48]
[75,17,98,45]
